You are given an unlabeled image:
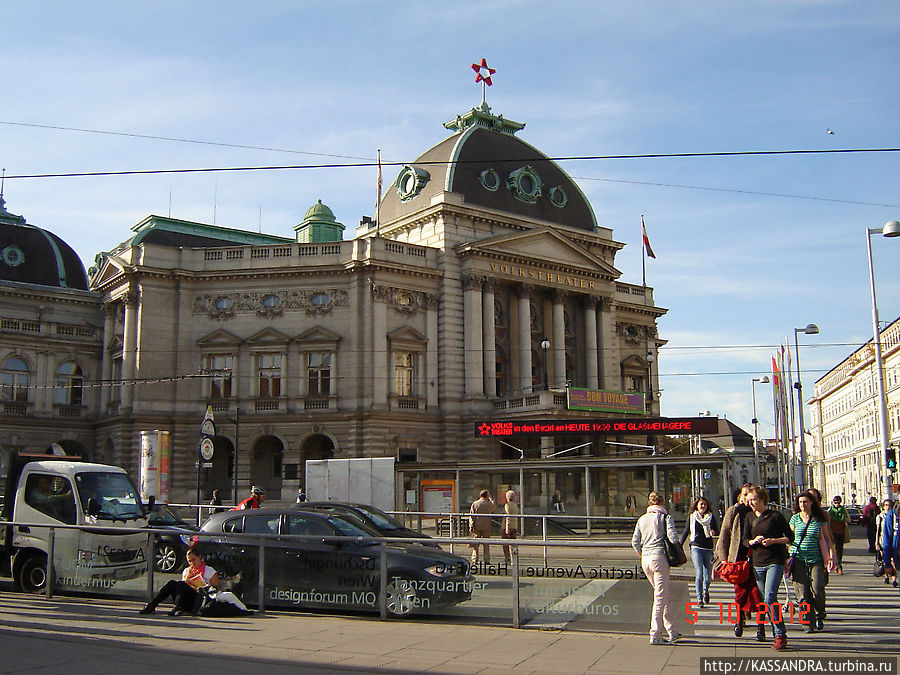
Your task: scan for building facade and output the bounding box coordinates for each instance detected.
[808,316,900,503]
[2,103,673,512]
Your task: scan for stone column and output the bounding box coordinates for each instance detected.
[121,289,139,410]
[100,303,116,410]
[516,285,532,393]
[371,284,388,408]
[583,297,599,389]
[482,279,497,399]
[425,294,439,409]
[598,297,615,389]
[462,273,483,399]
[551,291,566,390]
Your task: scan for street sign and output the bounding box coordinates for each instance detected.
[200,437,215,461]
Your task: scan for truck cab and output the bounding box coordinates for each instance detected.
[1,453,149,593]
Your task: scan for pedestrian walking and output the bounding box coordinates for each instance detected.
[827,495,850,574]
[551,489,565,513]
[789,491,835,632]
[501,489,520,564]
[744,485,793,650]
[680,497,718,608]
[862,496,879,554]
[632,491,680,645]
[296,487,307,503]
[468,490,496,565]
[877,500,899,588]
[715,484,762,638]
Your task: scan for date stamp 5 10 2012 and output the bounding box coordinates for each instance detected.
[686,602,812,625]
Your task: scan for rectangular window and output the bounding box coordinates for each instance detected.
[307,352,332,395]
[394,351,416,396]
[257,353,282,398]
[208,355,234,399]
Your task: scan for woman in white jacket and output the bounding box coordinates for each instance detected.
[632,491,680,645]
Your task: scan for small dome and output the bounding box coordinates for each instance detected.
[0,196,88,290]
[303,199,337,223]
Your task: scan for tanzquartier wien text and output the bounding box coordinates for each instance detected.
[488,263,597,289]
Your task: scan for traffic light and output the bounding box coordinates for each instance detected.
[887,446,898,471]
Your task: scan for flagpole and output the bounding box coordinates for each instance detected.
[375,149,382,237]
[641,215,647,288]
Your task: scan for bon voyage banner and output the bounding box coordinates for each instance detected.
[567,387,644,414]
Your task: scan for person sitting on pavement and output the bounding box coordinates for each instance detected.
[140,548,220,616]
[233,485,266,510]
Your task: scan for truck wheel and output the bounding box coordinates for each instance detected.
[383,574,418,617]
[17,553,48,594]
[154,544,180,573]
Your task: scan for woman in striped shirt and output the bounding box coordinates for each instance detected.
[789,491,835,632]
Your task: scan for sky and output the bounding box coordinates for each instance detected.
[1,1,898,440]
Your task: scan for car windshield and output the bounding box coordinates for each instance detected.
[149,505,182,525]
[354,505,403,531]
[75,471,144,520]
[326,515,380,538]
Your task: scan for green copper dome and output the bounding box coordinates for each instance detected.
[295,199,345,243]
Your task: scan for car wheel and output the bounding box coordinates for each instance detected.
[17,553,48,594]
[384,574,419,617]
[154,543,181,573]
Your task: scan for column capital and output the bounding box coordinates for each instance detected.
[552,289,568,304]
[461,272,483,291]
[482,277,499,292]
[516,283,533,299]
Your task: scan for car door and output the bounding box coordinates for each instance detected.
[280,513,349,609]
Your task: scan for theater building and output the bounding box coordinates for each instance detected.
[2,103,691,516]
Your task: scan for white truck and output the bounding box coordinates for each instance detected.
[1,452,150,593]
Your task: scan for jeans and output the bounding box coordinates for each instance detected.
[792,559,826,623]
[690,546,713,602]
[752,563,786,637]
[641,554,676,640]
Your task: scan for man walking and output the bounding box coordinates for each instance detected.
[863,496,879,553]
[468,490,496,565]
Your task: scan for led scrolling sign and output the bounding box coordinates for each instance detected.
[474,417,719,437]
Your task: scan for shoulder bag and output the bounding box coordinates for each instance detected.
[785,520,812,580]
[660,514,687,567]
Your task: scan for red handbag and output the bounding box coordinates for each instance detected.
[716,559,751,584]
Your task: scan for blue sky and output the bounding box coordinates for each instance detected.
[1,1,898,437]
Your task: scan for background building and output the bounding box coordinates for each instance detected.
[808,316,900,503]
[2,103,680,513]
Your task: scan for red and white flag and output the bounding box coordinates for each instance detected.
[641,216,656,259]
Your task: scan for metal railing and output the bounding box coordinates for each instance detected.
[0,519,642,630]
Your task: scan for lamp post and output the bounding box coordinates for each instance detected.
[793,323,819,492]
[867,220,900,500]
[751,375,770,486]
[646,350,655,414]
[540,337,550,391]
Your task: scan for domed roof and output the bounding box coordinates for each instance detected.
[0,195,89,290]
[378,104,598,232]
[303,199,337,223]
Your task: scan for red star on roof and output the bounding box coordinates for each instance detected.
[471,59,496,86]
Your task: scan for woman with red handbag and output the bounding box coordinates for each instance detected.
[715,484,762,638]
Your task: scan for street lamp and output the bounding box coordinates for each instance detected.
[793,323,819,492]
[540,338,550,391]
[867,220,900,500]
[751,375,770,486]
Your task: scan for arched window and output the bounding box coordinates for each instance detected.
[1,357,30,402]
[55,362,84,406]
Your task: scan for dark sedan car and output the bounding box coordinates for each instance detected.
[147,504,198,573]
[195,507,474,617]
[296,502,440,547]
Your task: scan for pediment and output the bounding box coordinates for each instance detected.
[458,228,620,278]
[90,255,128,289]
[197,329,243,347]
[246,327,291,345]
[621,354,649,370]
[387,325,427,344]
[295,326,342,345]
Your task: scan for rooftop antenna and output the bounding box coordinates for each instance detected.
[258,204,262,233]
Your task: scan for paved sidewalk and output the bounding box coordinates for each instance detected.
[0,535,894,674]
